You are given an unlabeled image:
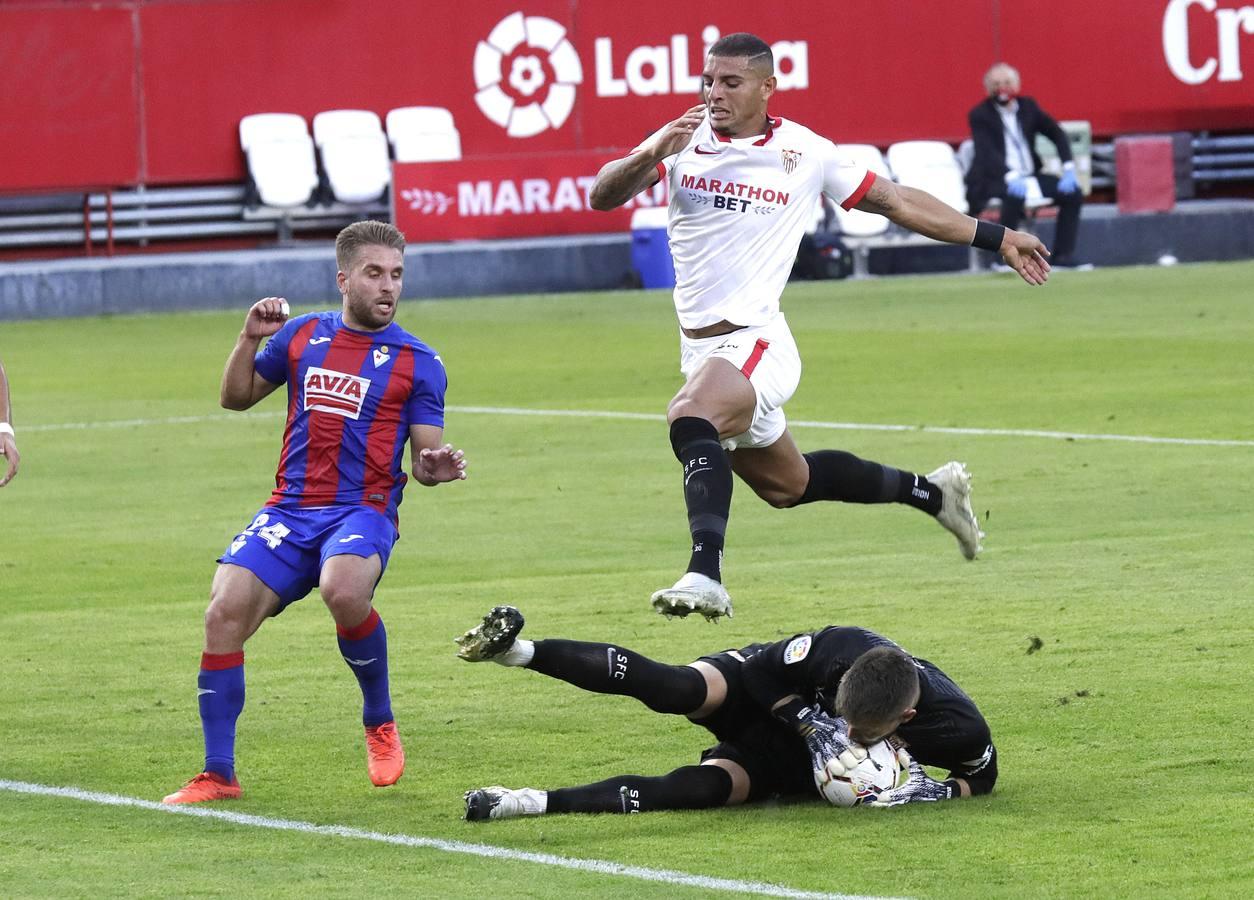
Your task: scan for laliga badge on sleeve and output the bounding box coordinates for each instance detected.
[783,635,812,665]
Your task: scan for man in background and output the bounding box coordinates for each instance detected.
[966,62,1087,268]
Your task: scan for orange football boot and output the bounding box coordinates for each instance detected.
[162,772,241,804]
[365,721,405,786]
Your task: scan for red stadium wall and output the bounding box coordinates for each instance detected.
[2,0,1253,192]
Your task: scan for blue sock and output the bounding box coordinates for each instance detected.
[337,609,393,727]
[198,652,245,782]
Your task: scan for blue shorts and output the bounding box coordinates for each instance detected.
[217,505,399,611]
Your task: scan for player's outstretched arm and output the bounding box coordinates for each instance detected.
[589,104,705,211]
[854,178,1051,286]
[220,297,287,410]
[410,425,467,486]
[0,358,18,487]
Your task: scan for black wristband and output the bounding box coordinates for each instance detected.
[971,220,1006,252]
[942,779,962,799]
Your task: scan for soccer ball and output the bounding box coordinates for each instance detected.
[817,739,905,807]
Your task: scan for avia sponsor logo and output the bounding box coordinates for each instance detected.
[407,174,666,218]
[679,173,790,206]
[474,15,809,136]
[596,25,809,97]
[304,367,370,420]
[1163,0,1254,84]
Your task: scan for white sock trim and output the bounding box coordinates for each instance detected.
[493,638,535,667]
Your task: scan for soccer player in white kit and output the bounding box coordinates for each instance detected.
[590,33,1051,621]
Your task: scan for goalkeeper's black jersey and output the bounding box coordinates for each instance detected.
[737,626,997,788]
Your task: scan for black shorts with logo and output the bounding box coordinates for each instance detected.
[691,647,814,801]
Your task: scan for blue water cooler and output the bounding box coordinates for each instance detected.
[630,206,675,289]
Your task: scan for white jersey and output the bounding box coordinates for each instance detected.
[650,117,874,329]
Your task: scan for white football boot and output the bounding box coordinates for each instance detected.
[463,786,547,821]
[650,571,733,621]
[926,461,984,560]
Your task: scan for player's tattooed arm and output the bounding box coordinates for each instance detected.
[855,179,1049,285]
[854,179,979,245]
[589,104,704,210]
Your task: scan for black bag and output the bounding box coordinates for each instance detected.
[792,232,853,280]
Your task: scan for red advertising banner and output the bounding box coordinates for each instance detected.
[2,1,1253,192]
[393,153,667,240]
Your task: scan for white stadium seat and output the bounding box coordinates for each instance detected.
[238,113,318,208]
[886,140,969,213]
[386,106,462,163]
[312,109,392,204]
[832,143,892,238]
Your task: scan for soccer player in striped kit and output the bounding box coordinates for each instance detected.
[590,33,1052,620]
[164,221,467,804]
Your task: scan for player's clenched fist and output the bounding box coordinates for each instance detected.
[244,297,291,339]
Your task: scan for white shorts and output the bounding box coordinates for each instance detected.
[678,313,801,451]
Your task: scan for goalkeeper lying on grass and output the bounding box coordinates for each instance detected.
[454,607,997,819]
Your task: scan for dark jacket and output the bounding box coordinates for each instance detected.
[966,95,1071,213]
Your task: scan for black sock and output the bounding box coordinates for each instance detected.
[669,417,731,581]
[896,470,943,515]
[795,450,942,515]
[547,765,733,814]
[527,640,707,714]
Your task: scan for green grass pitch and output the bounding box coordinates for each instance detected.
[1,261,1252,898]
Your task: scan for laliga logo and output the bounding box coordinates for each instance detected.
[474,11,583,137]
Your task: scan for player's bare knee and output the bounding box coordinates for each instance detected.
[321,583,372,628]
[667,394,705,423]
[686,661,727,718]
[765,486,803,508]
[203,594,249,645]
[702,758,751,805]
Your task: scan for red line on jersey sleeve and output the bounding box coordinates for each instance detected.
[300,333,370,506]
[361,345,417,516]
[740,339,770,378]
[840,170,877,211]
[274,319,320,496]
[655,161,667,183]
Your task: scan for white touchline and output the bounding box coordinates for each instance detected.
[18,406,1254,448]
[0,780,906,900]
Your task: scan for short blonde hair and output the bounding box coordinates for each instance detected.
[335,220,406,271]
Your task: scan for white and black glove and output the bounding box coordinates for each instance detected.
[795,706,867,785]
[867,753,955,807]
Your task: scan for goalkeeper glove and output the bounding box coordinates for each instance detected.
[867,753,955,807]
[794,706,867,784]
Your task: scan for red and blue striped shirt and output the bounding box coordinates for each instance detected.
[254,311,446,523]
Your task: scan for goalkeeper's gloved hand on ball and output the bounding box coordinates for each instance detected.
[795,706,867,784]
[867,753,955,807]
